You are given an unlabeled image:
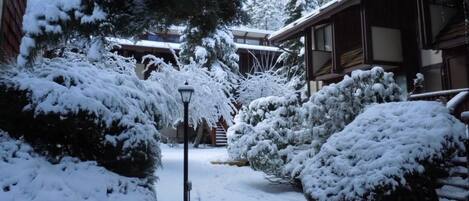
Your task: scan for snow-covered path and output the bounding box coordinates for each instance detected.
[155,145,305,201]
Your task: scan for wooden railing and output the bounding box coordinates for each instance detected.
[409,88,469,119]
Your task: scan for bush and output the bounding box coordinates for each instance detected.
[300,101,466,201]
[227,95,302,164]
[0,53,177,179]
[228,67,403,181]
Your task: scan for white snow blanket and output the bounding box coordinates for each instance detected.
[300,101,466,201]
[0,131,156,201]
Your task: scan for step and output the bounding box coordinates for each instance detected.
[436,185,469,201]
[216,140,227,143]
[437,177,469,189]
[451,157,467,166]
[448,166,468,177]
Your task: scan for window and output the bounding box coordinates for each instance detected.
[314,25,332,52]
[245,39,261,45]
[234,37,244,43]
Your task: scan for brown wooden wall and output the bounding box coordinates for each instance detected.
[0,0,27,61]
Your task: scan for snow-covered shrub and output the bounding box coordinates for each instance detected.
[237,70,298,105]
[0,130,156,201]
[144,55,237,128]
[302,67,402,149]
[301,101,466,201]
[228,67,402,181]
[0,51,178,178]
[228,95,302,162]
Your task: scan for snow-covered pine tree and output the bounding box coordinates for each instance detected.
[276,0,330,87]
[179,26,241,92]
[19,0,247,66]
[275,0,309,88]
[244,0,286,30]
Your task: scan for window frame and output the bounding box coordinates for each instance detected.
[314,24,333,52]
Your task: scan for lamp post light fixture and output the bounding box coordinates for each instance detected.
[178,81,194,201]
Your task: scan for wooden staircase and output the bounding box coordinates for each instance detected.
[436,155,469,201]
[436,111,469,201]
[213,123,228,146]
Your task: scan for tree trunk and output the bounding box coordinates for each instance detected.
[193,121,206,148]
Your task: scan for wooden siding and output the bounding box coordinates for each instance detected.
[307,0,419,90]
[362,0,420,88]
[0,0,26,61]
[333,5,362,72]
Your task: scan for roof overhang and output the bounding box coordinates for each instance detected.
[230,26,274,38]
[269,0,360,43]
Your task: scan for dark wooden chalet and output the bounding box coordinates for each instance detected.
[115,26,282,80]
[0,0,27,61]
[418,0,468,92]
[270,0,468,96]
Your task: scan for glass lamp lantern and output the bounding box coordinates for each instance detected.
[178,81,194,104]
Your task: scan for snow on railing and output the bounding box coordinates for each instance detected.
[447,91,469,113]
[409,88,469,100]
[462,112,469,122]
[462,111,469,138]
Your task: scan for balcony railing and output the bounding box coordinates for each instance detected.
[409,88,469,118]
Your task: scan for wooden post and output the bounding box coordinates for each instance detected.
[305,28,313,97]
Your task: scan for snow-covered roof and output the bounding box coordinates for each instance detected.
[230,26,274,38]
[108,38,281,52]
[149,25,275,39]
[235,43,281,52]
[110,38,182,50]
[269,0,358,42]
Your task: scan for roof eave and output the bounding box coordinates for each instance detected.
[269,0,360,43]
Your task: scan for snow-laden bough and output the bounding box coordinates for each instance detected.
[300,101,466,201]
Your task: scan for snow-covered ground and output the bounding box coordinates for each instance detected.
[155,144,305,201]
[0,131,156,201]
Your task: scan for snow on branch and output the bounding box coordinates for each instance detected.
[301,101,466,201]
[2,50,178,150]
[237,70,298,105]
[18,0,109,66]
[144,54,237,129]
[228,67,403,181]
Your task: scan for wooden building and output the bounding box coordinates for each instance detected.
[0,0,27,61]
[269,0,468,95]
[115,26,282,80]
[418,0,468,91]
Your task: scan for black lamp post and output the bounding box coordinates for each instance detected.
[178,81,194,201]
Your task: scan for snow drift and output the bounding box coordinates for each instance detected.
[301,101,466,201]
[0,130,156,201]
